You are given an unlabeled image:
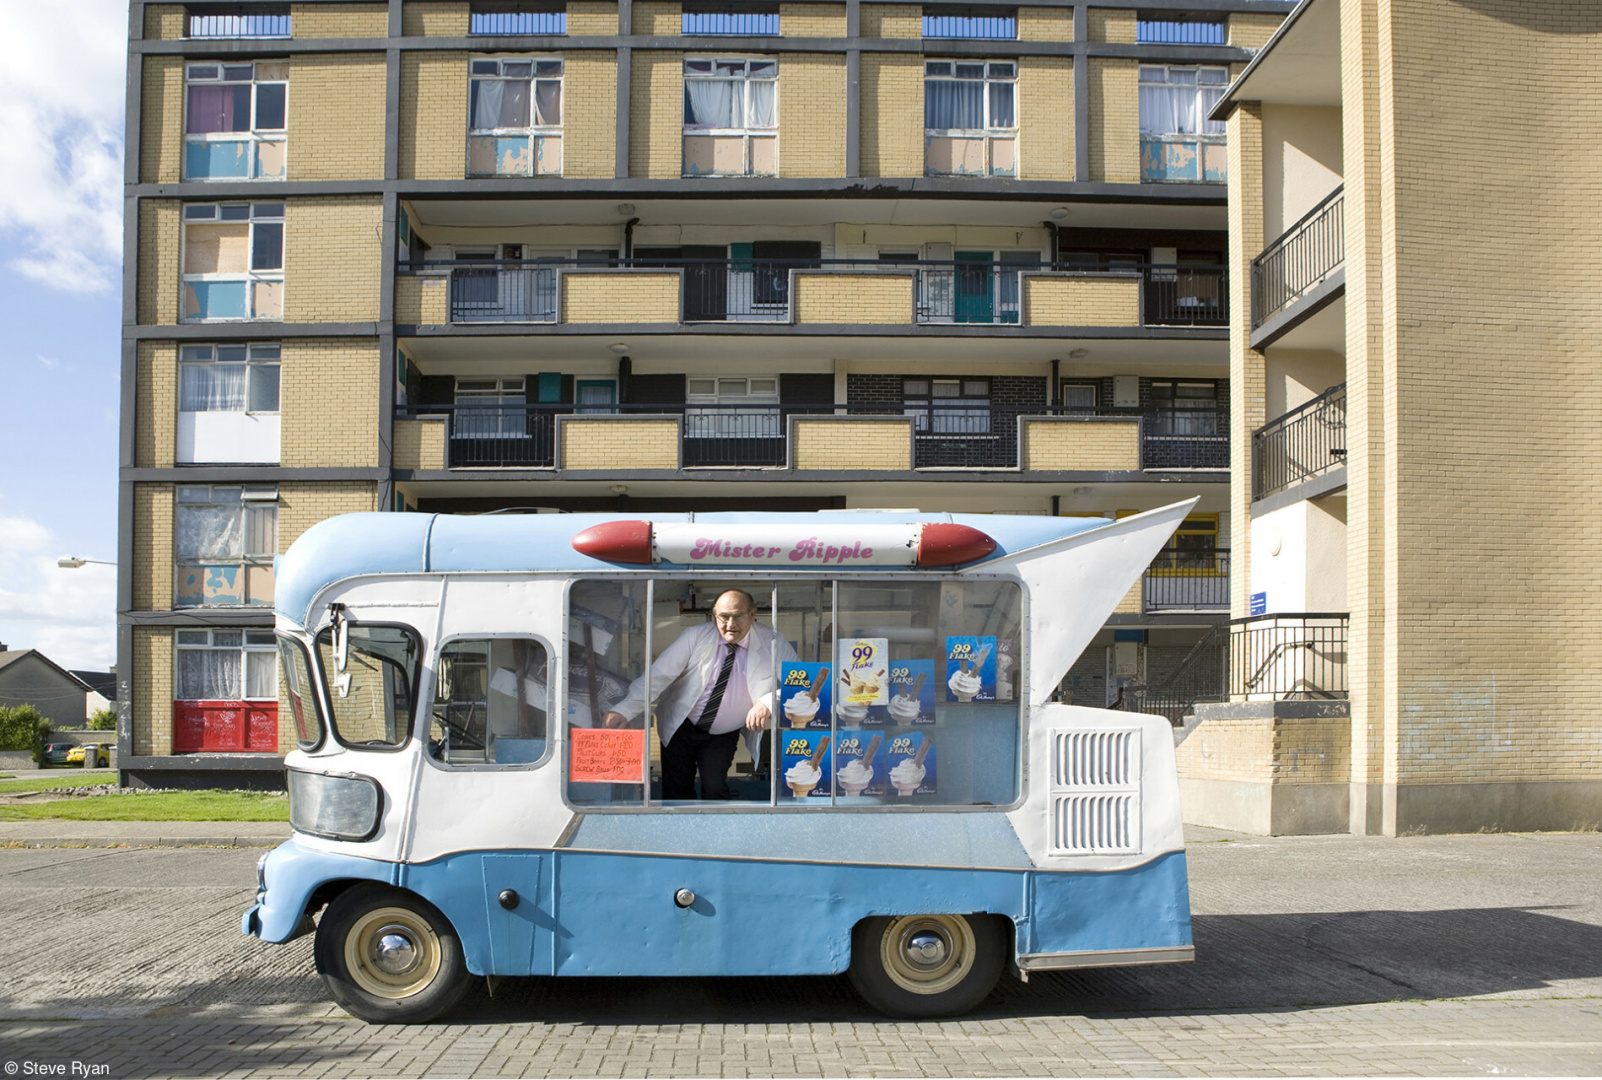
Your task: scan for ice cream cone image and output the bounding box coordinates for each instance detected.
[784,666,829,726]
[888,676,922,726]
[836,734,883,796]
[949,656,981,702]
[787,737,831,797]
[891,736,934,795]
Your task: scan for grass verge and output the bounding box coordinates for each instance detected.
[0,789,289,822]
[0,771,117,795]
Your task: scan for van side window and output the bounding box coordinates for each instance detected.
[429,638,549,766]
[314,624,420,749]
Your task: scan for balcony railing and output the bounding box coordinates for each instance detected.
[399,402,1229,471]
[1251,382,1346,500]
[1142,548,1230,611]
[1251,185,1344,329]
[404,259,1228,328]
[1229,613,1348,699]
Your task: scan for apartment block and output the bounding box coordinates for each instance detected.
[120,0,1291,786]
[1189,0,1602,836]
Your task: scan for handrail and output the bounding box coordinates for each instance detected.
[1250,381,1347,438]
[1257,184,1345,266]
[1250,185,1344,328]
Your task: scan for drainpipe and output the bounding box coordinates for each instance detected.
[1051,357,1060,411]
[618,356,632,404]
[622,217,640,261]
[1042,221,1059,269]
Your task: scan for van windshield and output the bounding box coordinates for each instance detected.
[315,623,421,749]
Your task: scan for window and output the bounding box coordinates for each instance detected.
[562,578,1023,808]
[904,377,991,435]
[178,343,281,464]
[278,635,322,748]
[1139,66,1228,183]
[429,638,550,765]
[187,5,290,38]
[175,484,278,606]
[1061,381,1100,413]
[1148,380,1220,435]
[682,5,779,34]
[185,62,287,180]
[470,3,567,34]
[682,58,777,177]
[315,623,421,749]
[455,377,528,438]
[922,6,1016,39]
[686,376,780,441]
[173,629,279,752]
[182,202,284,321]
[924,61,1016,177]
[469,58,564,176]
[1136,17,1224,44]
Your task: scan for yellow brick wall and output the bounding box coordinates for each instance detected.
[132,628,174,757]
[288,55,387,179]
[283,196,385,321]
[561,272,680,322]
[860,54,922,177]
[1088,59,1138,183]
[1088,8,1135,43]
[394,417,447,470]
[632,1,681,34]
[1175,717,1275,785]
[793,274,910,323]
[1272,716,1351,784]
[136,342,178,469]
[291,2,388,37]
[395,275,450,324]
[629,52,685,178]
[564,52,619,179]
[140,57,184,184]
[861,4,920,38]
[278,482,379,549]
[793,419,910,470]
[279,340,382,467]
[778,54,847,177]
[781,3,847,36]
[144,4,186,39]
[402,1,468,35]
[1017,6,1071,42]
[138,200,181,326]
[1020,418,1140,471]
[561,418,680,469]
[133,484,176,611]
[568,1,620,35]
[1024,275,1141,326]
[1229,12,1285,49]
[1018,56,1072,181]
[400,51,469,180]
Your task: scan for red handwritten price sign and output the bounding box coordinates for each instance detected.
[570,728,644,783]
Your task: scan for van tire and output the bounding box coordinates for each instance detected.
[848,913,1006,1018]
[315,883,472,1024]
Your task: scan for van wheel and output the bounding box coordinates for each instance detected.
[848,914,1005,1018]
[315,883,472,1024]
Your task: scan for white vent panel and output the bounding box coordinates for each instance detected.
[1053,729,1140,788]
[1052,793,1139,854]
[1048,727,1142,856]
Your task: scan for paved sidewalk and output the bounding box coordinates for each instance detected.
[0,818,292,847]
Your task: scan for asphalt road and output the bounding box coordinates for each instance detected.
[1,828,1599,1077]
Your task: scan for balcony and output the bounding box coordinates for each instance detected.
[394,403,1229,472]
[1229,613,1348,700]
[1251,382,1346,501]
[1251,186,1344,331]
[395,259,1228,330]
[1142,548,1230,611]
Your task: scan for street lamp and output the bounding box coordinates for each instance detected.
[58,557,117,569]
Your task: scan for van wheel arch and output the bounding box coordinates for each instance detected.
[847,912,1012,1018]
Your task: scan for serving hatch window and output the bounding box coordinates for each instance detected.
[562,577,1023,809]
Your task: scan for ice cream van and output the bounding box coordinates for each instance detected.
[243,502,1198,1022]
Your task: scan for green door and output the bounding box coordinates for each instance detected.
[955,251,994,324]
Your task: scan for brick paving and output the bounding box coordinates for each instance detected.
[0,830,1599,1076]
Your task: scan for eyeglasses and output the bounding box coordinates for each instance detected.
[714,610,753,624]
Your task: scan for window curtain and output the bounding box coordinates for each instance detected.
[533,80,562,126]
[747,80,776,128]
[987,83,1015,129]
[245,651,278,699]
[180,364,247,411]
[187,85,250,134]
[925,80,985,130]
[685,78,739,127]
[177,649,242,700]
[1199,86,1225,135]
[1140,83,1193,134]
[178,504,244,559]
[471,79,531,129]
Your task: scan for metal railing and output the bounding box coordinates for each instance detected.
[1251,185,1344,328]
[922,12,1018,38]
[1143,548,1230,611]
[1252,382,1346,500]
[1125,622,1229,724]
[1141,407,1230,469]
[1229,613,1348,699]
[469,10,567,34]
[188,9,291,37]
[403,259,1227,327]
[682,10,780,34]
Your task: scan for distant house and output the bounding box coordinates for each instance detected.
[70,669,118,718]
[0,645,95,729]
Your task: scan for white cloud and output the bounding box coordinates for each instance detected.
[36,354,59,368]
[0,1,127,293]
[0,512,116,671]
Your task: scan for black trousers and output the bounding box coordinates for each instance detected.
[661,721,740,800]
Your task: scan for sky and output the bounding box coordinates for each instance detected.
[0,1,128,670]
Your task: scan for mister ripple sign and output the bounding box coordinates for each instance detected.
[571,520,999,568]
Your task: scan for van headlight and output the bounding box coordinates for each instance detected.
[287,770,383,842]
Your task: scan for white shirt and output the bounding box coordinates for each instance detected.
[683,637,752,735]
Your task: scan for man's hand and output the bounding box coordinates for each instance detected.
[602,711,630,729]
[745,702,771,731]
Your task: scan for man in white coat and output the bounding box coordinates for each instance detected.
[603,588,798,799]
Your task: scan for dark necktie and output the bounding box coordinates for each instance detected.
[694,642,739,732]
